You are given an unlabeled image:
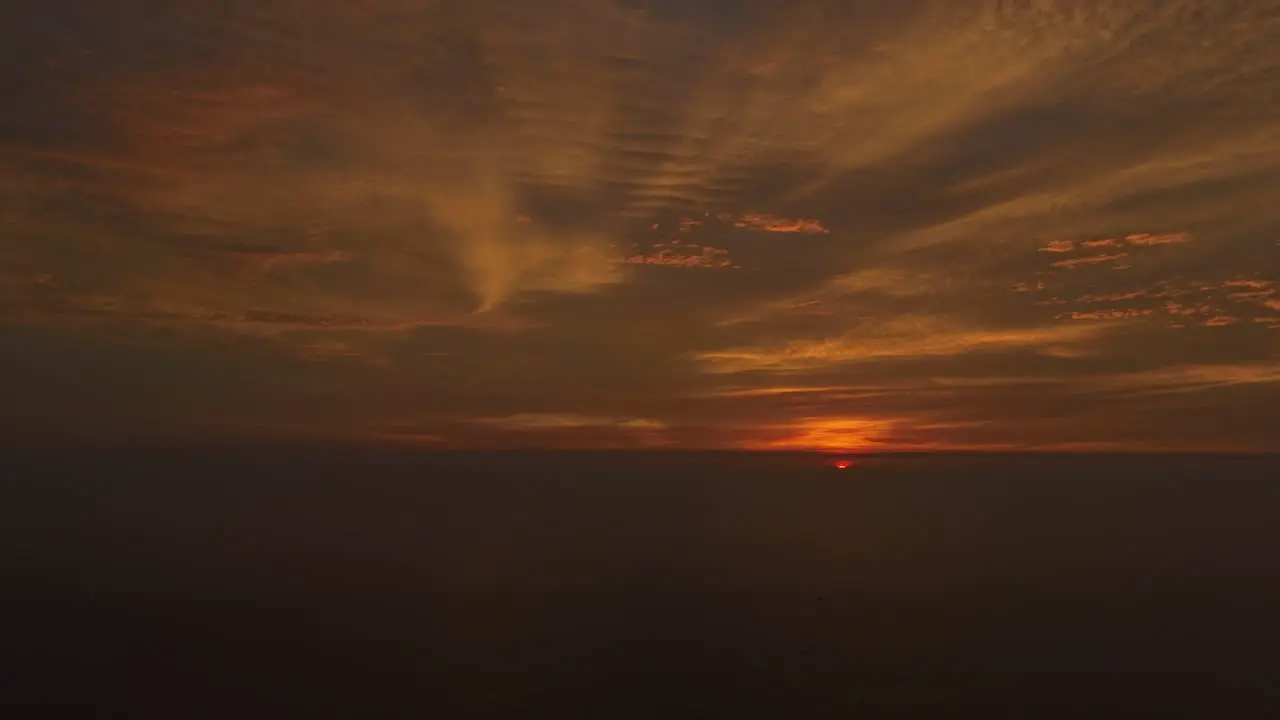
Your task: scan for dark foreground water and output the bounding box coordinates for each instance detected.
[4,450,1280,714]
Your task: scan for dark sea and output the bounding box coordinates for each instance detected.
[4,450,1279,715]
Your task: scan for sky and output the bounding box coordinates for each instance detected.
[1,0,1278,452]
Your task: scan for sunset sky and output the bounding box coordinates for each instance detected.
[2,0,1278,451]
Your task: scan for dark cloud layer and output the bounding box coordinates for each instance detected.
[2,0,1278,451]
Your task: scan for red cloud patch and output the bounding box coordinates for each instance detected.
[733,213,830,235]
[625,240,737,269]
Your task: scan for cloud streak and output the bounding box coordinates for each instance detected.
[697,317,1111,374]
[732,213,830,235]
[624,240,736,268]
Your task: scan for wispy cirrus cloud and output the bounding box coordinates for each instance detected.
[1125,233,1192,247]
[697,317,1110,374]
[198,248,355,276]
[476,414,668,432]
[1058,309,1154,321]
[1051,253,1131,270]
[1097,363,1280,396]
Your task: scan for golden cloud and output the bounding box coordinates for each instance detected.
[1203,315,1242,327]
[751,417,894,452]
[204,249,355,277]
[1058,309,1154,321]
[1077,291,1148,303]
[1126,233,1191,246]
[690,385,869,399]
[1051,253,1130,269]
[474,413,669,434]
[1099,362,1280,395]
[697,317,1111,374]
[732,213,830,235]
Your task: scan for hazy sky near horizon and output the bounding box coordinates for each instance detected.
[2,0,1278,451]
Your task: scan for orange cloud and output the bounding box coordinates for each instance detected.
[625,240,736,269]
[752,417,893,452]
[1126,232,1191,246]
[1030,231,1188,273]
[1058,309,1154,321]
[475,414,668,433]
[1036,270,1280,331]
[1163,301,1200,316]
[374,433,450,446]
[717,267,957,327]
[207,248,354,275]
[426,180,625,312]
[733,213,830,235]
[1038,240,1075,253]
[1217,279,1277,303]
[1204,316,1241,327]
[292,338,393,366]
[691,385,873,399]
[34,292,515,336]
[1051,253,1129,269]
[1099,363,1280,394]
[697,317,1109,374]
[1223,279,1273,290]
[1078,291,1147,303]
